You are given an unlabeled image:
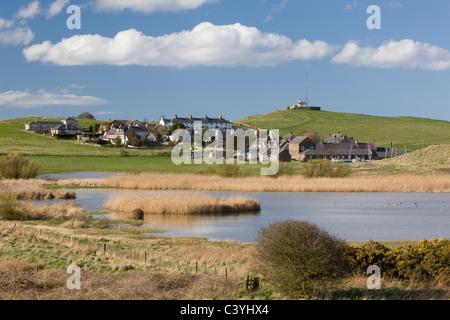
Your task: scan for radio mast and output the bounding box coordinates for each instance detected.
[305,64,309,106]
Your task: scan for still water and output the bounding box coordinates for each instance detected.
[36,188,450,243]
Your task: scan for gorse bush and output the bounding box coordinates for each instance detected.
[345,239,450,284]
[301,160,352,178]
[0,153,40,179]
[254,220,350,299]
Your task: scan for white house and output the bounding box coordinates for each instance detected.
[102,123,156,145]
[50,117,83,136]
[160,115,233,131]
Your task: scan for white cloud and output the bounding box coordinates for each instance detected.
[47,0,70,18]
[95,110,123,115]
[345,1,358,10]
[0,27,34,46]
[0,18,14,29]
[16,1,41,20]
[95,0,216,13]
[0,90,108,108]
[331,40,450,71]
[23,22,336,67]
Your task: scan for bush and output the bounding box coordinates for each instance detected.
[345,239,450,284]
[0,154,40,179]
[0,193,20,220]
[301,160,352,178]
[254,220,350,298]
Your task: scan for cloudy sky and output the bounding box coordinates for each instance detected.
[1,0,450,121]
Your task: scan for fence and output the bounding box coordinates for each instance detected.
[0,222,257,286]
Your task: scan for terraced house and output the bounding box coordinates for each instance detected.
[160,115,233,131]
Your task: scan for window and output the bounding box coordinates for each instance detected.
[301,146,305,151]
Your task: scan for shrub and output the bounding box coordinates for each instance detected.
[119,150,129,157]
[0,193,20,220]
[254,220,350,298]
[345,239,450,284]
[301,160,352,178]
[0,153,40,179]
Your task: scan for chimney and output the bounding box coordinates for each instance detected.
[174,115,178,119]
[189,115,192,119]
[219,115,222,120]
[203,115,208,119]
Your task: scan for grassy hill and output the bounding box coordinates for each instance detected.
[377,145,450,173]
[238,110,450,151]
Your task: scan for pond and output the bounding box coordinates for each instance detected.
[34,188,450,243]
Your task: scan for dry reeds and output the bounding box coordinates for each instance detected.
[57,172,450,193]
[0,258,241,300]
[0,179,76,200]
[104,193,261,218]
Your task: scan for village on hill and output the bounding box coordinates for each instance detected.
[24,112,406,163]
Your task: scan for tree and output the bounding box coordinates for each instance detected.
[113,136,123,146]
[169,123,186,135]
[127,129,141,147]
[301,129,321,143]
[78,112,96,120]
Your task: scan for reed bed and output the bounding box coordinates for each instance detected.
[104,193,261,218]
[0,179,75,200]
[56,172,450,193]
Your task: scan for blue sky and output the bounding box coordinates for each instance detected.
[1,0,450,122]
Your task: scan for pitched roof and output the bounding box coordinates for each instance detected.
[290,136,310,145]
[323,133,355,144]
[51,123,82,131]
[282,133,296,141]
[307,142,376,156]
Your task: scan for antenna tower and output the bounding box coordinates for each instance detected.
[305,64,309,106]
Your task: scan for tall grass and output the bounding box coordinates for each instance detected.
[302,161,352,178]
[0,199,89,223]
[57,172,450,193]
[104,193,261,218]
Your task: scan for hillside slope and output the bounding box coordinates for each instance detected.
[378,145,450,173]
[238,110,450,151]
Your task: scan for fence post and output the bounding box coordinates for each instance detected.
[226,268,228,280]
[196,261,198,274]
[144,251,147,263]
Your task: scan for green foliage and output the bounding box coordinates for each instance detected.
[0,153,40,179]
[127,129,141,147]
[113,136,123,146]
[254,220,350,299]
[301,160,352,178]
[169,123,186,135]
[346,239,450,284]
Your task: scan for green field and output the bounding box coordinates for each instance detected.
[239,110,450,151]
